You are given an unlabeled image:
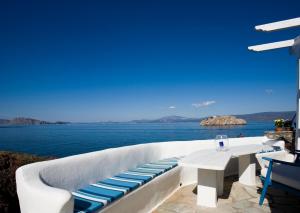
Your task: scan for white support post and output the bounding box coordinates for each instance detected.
[216,170,224,196]
[238,155,256,186]
[248,18,300,150]
[197,169,218,207]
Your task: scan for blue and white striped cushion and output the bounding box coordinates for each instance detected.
[140,163,173,171]
[115,173,153,183]
[73,191,110,205]
[122,171,156,178]
[91,183,129,194]
[78,185,124,201]
[110,176,144,185]
[151,162,178,168]
[129,167,164,175]
[99,178,139,190]
[73,156,181,212]
[73,196,104,213]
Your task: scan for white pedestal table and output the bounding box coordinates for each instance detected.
[179,144,270,207]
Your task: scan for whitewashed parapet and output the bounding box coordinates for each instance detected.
[16,136,266,213]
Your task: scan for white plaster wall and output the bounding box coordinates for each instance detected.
[16,163,74,213]
[16,136,266,213]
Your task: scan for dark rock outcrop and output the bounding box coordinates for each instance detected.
[200,116,247,126]
[9,117,49,125]
[0,117,70,125]
[0,119,9,125]
[0,151,52,213]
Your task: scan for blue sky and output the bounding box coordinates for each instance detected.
[0,0,300,122]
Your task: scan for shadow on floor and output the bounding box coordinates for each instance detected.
[257,179,300,213]
[191,175,236,200]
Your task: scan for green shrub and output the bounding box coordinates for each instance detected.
[0,151,51,213]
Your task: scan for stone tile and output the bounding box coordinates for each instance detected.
[259,204,272,213]
[219,205,238,213]
[230,183,252,202]
[197,205,237,213]
[248,197,270,206]
[153,208,177,213]
[217,196,233,205]
[153,175,300,213]
[244,186,260,198]
[177,195,197,206]
[243,206,268,213]
[164,194,180,203]
[157,202,196,213]
[232,200,252,209]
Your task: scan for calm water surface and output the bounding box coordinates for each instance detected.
[0,122,273,157]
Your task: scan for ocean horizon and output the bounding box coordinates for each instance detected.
[0,121,273,157]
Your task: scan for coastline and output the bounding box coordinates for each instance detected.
[0,121,273,158]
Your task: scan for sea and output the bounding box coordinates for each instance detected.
[0,121,274,157]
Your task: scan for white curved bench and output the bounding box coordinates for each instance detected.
[16,136,267,213]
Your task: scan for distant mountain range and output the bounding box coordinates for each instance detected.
[0,111,295,125]
[131,116,199,123]
[130,111,295,123]
[0,117,70,125]
[234,111,295,121]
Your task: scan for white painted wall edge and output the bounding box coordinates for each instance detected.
[248,39,295,52]
[255,17,300,32]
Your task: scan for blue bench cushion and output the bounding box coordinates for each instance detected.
[153,163,177,169]
[156,161,178,167]
[139,163,173,171]
[79,185,124,201]
[129,168,164,175]
[73,191,110,204]
[91,183,129,194]
[73,196,104,213]
[99,178,140,190]
[115,173,153,183]
[73,156,181,213]
[123,171,156,178]
[110,176,144,185]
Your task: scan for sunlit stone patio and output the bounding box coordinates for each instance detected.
[153,175,300,213]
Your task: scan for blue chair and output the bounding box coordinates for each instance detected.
[259,150,300,205]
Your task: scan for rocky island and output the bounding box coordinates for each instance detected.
[200,115,247,126]
[0,117,70,125]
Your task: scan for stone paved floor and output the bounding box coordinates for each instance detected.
[153,176,300,213]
